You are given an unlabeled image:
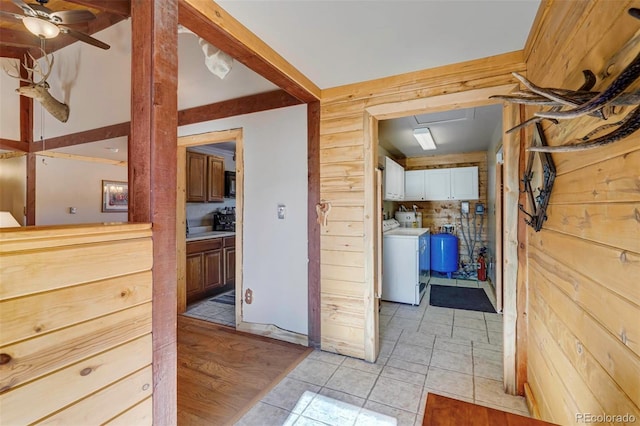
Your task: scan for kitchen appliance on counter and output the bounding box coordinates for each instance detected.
[213,209,235,231]
[382,218,430,305]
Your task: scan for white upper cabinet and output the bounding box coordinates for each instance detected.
[403,166,478,201]
[384,157,405,201]
[450,166,479,200]
[425,169,452,200]
[404,170,425,200]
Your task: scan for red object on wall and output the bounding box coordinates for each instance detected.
[477,253,487,281]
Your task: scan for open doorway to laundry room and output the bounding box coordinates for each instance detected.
[365,84,522,393]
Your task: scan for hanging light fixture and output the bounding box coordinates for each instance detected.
[22,16,60,39]
[413,127,437,150]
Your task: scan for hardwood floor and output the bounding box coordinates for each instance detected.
[422,394,556,426]
[177,315,312,425]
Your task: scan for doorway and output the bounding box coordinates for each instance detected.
[177,129,244,330]
[364,84,522,391]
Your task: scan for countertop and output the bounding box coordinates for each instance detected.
[186,231,235,242]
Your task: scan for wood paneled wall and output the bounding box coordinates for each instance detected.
[319,52,525,360]
[0,223,153,424]
[524,1,640,423]
[404,152,489,270]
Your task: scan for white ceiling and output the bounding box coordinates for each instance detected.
[49,1,541,160]
[217,0,541,89]
[214,0,540,157]
[379,104,503,158]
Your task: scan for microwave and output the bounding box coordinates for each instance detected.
[225,171,236,198]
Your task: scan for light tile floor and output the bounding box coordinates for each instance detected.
[183,293,235,327]
[236,278,529,426]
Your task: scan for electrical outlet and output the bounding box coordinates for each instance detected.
[69,207,77,214]
[277,204,286,219]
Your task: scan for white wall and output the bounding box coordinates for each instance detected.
[180,105,308,335]
[0,58,21,141]
[36,156,127,225]
[0,156,27,225]
[34,21,132,139]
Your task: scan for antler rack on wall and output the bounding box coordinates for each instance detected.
[490,7,640,153]
[518,123,556,232]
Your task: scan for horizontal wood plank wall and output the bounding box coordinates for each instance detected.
[319,52,525,359]
[0,223,154,424]
[405,152,489,270]
[524,1,640,423]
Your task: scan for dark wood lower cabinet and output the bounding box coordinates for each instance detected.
[186,236,235,305]
[186,252,204,299]
[223,236,235,286]
[204,249,222,290]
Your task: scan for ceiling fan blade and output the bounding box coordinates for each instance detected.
[0,9,25,21]
[26,2,52,15]
[59,26,110,50]
[11,0,36,16]
[50,9,95,25]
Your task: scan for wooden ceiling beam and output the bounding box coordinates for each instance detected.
[178,0,320,103]
[0,28,41,50]
[30,122,130,152]
[27,91,300,151]
[0,45,26,59]
[178,90,302,126]
[64,0,131,17]
[0,138,28,152]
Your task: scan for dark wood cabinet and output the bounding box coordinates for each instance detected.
[186,151,207,202]
[223,236,235,285]
[204,249,222,290]
[207,155,224,202]
[186,238,227,304]
[186,151,225,203]
[186,252,204,298]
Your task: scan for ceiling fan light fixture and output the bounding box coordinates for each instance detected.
[23,16,60,39]
[413,127,437,150]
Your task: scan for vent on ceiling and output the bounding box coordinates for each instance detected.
[414,108,475,126]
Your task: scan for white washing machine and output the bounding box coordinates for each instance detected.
[382,219,430,305]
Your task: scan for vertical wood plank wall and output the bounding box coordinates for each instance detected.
[319,52,526,359]
[0,224,154,424]
[524,1,640,423]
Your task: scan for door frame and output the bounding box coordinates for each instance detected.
[177,129,244,329]
[363,84,522,392]
[495,146,504,312]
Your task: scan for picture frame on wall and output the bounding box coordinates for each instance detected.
[102,180,128,212]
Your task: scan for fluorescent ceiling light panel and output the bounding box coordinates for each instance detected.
[413,127,437,150]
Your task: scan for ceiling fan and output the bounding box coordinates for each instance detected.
[0,0,110,49]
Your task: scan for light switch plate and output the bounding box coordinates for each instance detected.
[277,204,286,219]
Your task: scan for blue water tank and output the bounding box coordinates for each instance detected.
[431,233,459,278]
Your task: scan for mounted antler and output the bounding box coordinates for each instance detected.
[4,48,69,123]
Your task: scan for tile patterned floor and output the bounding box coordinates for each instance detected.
[236,279,529,426]
[183,292,236,327]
